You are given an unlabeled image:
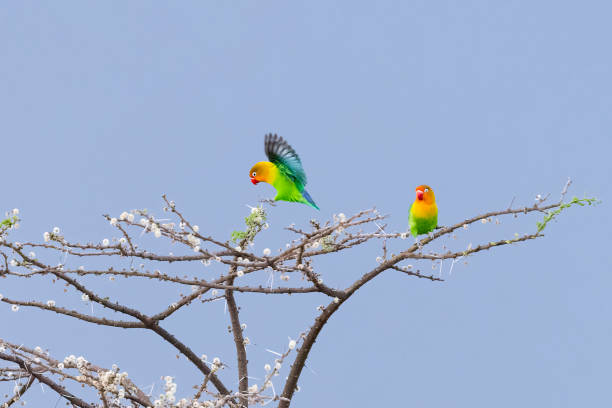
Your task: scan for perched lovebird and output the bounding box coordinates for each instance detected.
[409,185,438,237]
[249,134,319,209]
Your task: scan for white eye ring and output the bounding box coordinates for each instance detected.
[424,188,429,192]
[252,172,257,177]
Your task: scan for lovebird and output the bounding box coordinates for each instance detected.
[249,134,319,209]
[409,185,438,237]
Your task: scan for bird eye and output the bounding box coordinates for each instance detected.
[252,172,257,177]
[425,188,429,192]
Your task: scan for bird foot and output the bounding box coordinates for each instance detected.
[259,198,277,207]
[415,238,423,251]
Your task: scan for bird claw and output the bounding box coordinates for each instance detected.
[259,198,277,207]
[415,238,423,251]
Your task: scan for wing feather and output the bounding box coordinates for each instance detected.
[264,134,308,190]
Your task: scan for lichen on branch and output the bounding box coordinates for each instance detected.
[231,206,268,244]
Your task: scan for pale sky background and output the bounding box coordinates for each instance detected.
[1,2,610,407]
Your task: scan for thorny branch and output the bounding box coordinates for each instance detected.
[0,179,596,407]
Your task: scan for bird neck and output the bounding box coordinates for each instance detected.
[259,162,278,184]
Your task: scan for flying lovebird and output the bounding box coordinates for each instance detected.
[249,134,319,209]
[409,185,438,237]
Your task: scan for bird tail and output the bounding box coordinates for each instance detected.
[302,189,319,210]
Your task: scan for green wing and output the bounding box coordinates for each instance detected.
[264,133,308,191]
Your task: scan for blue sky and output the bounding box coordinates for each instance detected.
[1,2,610,407]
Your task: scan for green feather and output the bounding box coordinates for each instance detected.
[270,167,319,209]
[409,205,437,237]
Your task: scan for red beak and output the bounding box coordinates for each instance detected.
[416,190,424,200]
[251,178,259,185]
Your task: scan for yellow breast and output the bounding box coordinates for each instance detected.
[411,201,437,218]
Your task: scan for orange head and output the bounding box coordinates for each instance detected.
[249,161,276,185]
[414,185,435,204]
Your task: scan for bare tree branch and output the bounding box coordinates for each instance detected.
[0,352,94,408]
[0,180,595,408]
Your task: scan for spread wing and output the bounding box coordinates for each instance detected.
[264,133,307,191]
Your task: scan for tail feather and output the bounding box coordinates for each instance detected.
[301,189,319,210]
